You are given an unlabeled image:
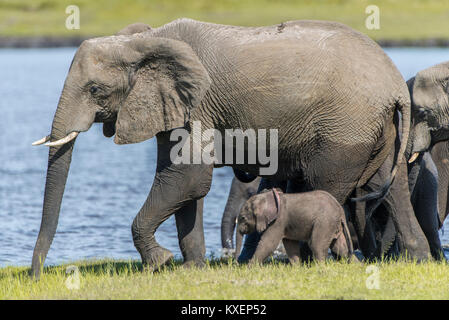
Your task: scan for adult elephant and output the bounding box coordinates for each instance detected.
[359,61,449,260]
[31,18,427,278]
[407,61,449,228]
[406,61,449,259]
[221,176,261,258]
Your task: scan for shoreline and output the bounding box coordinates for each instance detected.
[1,36,449,48]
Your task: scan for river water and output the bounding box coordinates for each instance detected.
[0,47,448,267]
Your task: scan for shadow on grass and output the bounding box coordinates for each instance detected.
[0,260,146,280]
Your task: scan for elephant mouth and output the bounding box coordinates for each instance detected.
[102,121,116,138]
[238,224,251,235]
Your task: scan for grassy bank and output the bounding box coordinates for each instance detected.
[1,258,449,299]
[0,0,448,42]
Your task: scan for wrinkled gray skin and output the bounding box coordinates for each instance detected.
[31,18,426,278]
[221,177,261,258]
[358,62,449,260]
[408,153,442,259]
[237,189,354,263]
[431,141,449,226]
[403,62,449,259]
[407,63,449,241]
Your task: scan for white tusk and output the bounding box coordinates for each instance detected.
[408,152,420,164]
[32,135,51,146]
[44,132,79,147]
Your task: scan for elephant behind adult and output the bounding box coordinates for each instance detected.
[406,62,449,259]
[31,18,427,278]
[431,141,449,226]
[358,61,449,260]
[408,61,449,228]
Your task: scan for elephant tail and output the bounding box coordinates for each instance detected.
[350,97,410,210]
[341,219,354,256]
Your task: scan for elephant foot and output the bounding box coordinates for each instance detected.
[430,248,448,262]
[221,248,235,259]
[402,239,431,262]
[141,246,174,272]
[182,259,205,269]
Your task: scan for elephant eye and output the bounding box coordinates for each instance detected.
[416,108,428,120]
[90,86,99,95]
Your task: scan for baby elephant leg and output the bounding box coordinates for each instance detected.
[309,226,332,262]
[282,239,301,264]
[250,228,283,265]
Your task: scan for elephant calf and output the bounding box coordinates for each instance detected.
[237,189,354,264]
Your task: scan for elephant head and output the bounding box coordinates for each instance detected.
[408,61,449,161]
[31,26,211,278]
[237,189,280,235]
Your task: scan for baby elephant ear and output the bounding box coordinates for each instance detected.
[255,189,281,233]
[114,37,211,145]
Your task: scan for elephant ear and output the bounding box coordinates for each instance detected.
[255,189,281,233]
[114,37,211,144]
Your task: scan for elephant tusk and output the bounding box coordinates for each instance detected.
[44,132,79,147]
[408,152,420,164]
[32,135,51,146]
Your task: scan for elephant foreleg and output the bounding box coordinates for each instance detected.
[431,141,449,227]
[411,153,444,260]
[175,198,206,267]
[132,132,213,270]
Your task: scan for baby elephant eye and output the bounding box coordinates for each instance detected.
[89,86,98,95]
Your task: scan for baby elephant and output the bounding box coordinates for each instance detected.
[237,189,354,264]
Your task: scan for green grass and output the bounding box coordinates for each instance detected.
[1,258,449,299]
[0,0,448,41]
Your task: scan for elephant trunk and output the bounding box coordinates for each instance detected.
[234,228,243,259]
[410,121,431,156]
[31,96,94,279]
[221,181,241,250]
[31,142,74,278]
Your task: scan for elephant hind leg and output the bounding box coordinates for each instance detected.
[309,223,333,262]
[282,238,301,264]
[369,157,430,260]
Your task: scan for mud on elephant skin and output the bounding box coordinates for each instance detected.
[237,189,355,264]
[31,18,420,278]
